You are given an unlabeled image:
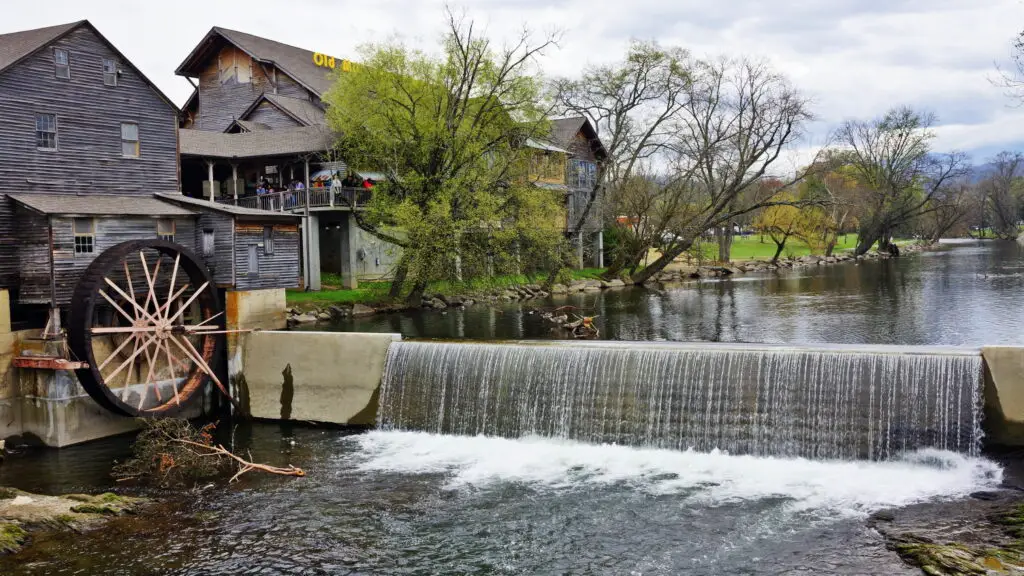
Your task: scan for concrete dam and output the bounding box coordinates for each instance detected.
[237,332,1024,458]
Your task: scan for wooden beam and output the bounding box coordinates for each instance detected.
[13,357,88,370]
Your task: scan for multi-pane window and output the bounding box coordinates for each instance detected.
[570,159,598,190]
[73,218,95,255]
[102,58,117,86]
[263,226,274,255]
[54,48,69,79]
[157,219,175,242]
[121,123,139,157]
[247,245,259,277]
[35,114,57,150]
[202,230,215,257]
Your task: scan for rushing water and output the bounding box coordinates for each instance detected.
[380,341,984,460]
[1,241,1021,575]
[325,240,1024,345]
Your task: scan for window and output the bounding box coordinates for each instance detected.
[121,123,139,157]
[247,244,259,278]
[35,114,57,150]
[202,229,215,257]
[570,159,598,190]
[102,58,117,86]
[263,226,274,255]
[157,219,174,242]
[73,218,95,255]
[54,48,69,79]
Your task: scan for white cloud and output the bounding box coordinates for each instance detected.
[3,0,1022,159]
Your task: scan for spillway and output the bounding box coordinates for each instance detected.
[378,341,984,460]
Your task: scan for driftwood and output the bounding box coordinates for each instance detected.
[172,439,305,483]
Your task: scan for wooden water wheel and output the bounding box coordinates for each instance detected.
[67,239,227,417]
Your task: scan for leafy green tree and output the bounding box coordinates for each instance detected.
[324,11,562,301]
[830,107,968,255]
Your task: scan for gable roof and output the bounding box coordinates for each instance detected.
[226,119,271,133]
[179,125,335,159]
[0,20,81,74]
[175,26,336,96]
[549,116,608,161]
[235,93,326,129]
[8,193,196,217]
[0,20,179,111]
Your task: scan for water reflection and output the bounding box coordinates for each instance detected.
[320,240,1024,346]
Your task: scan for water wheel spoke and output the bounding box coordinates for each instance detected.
[138,251,163,322]
[98,289,138,326]
[166,254,181,317]
[105,332,159,384]
[122,336,140,401]
[96,332,139,371]
[169,334,226,395]
[104,277,157,324]
[162,340,182,406]
[123,262,137,319]
[140,340,161,406]
[161,283,192,322]
[165,281,210,326]
[192,311,224,329]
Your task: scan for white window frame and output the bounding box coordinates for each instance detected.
[73,218,95,256]
[35,113,57,150]
[54,48,69,79]
[157,219,175,242]
[102,58,117,86]
[121,122,139,157]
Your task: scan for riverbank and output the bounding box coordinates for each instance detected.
[285,241,936,326]
[0,488,142,555]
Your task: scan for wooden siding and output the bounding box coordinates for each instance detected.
[233,223,299,290]
[0,26,178,195]
[194,211,236,286]
[0,196,17,289]
[44,215,198,305]
[194,42,316,132]
[245,100,301,129]
[14,206,51,303]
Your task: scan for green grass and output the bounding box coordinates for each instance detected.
[286,268,607,307]
[694,234,862,262]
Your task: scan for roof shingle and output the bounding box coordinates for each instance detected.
[8,193,197,216]
[0,21,81,74]
[179,125,335,159]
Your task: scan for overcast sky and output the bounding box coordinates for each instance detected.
[5,0,1023,164]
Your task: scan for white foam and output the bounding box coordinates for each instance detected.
[347,431,1002,516]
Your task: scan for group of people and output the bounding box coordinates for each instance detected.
[255,178,306,196]
[251,174,375,199]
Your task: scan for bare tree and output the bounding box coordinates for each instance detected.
[994,30,1024,104]
[915,181,974,243]
[630,57,815,285]
[831,107,969,255]
[550,41,692,266]
[980,151,1024,239]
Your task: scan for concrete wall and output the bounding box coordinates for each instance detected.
[982,346,1024,447]
[235,331,399,425]
[226,288,288,332]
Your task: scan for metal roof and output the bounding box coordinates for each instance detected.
[8,193,197,216]
[176,26,336,96]
[154,193,301,220]
[179,125,335,159]
[525,138,568,154]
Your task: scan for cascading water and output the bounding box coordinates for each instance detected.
[378,341,985,460]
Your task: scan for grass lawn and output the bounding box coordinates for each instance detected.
[286,268,607,307]
[695,234,861,262]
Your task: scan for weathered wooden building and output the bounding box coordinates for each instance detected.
[0,20,300,326]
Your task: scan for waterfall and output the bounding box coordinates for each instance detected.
[378,341,984,460]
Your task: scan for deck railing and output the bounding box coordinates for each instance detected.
[219,186,373,212]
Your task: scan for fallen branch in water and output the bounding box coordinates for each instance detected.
[172,439,305,482]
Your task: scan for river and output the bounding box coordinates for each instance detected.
[0,239,1021,575]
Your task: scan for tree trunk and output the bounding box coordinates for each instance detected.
[771,238,786,263]
[405,280,428,306]
[388,259,409,299]
[717,226,733,262]
[630,239,694,285]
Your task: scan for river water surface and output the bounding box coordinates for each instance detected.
[1,240,1021,575]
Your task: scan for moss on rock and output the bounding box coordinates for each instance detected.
[0,523,27,554]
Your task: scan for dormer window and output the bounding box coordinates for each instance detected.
[103,58,117,86]
[54,48,69,79]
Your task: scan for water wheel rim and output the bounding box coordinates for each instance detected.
[68,239,223,418]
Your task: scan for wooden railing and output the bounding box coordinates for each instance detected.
[220,186,373,212]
